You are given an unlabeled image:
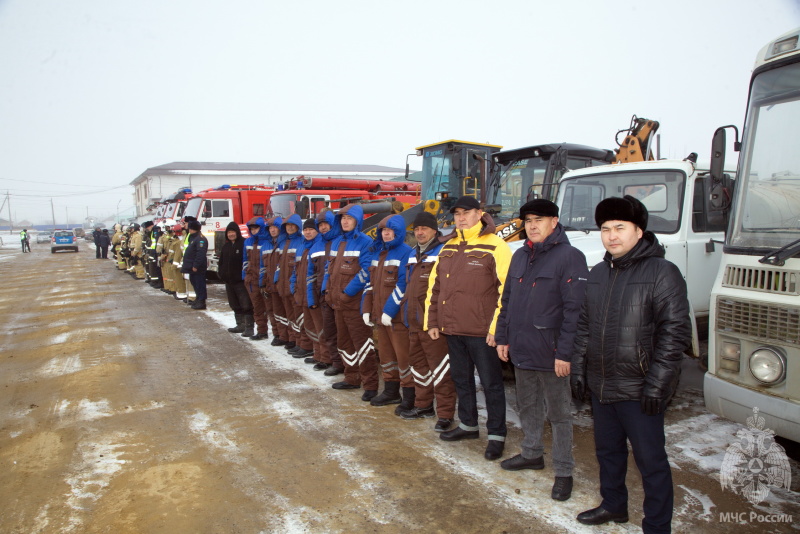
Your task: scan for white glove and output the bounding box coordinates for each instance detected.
[183,273,190,280]
[362,313,374,327]
[381,313,392,327]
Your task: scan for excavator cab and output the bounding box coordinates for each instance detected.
[415,140,503,215]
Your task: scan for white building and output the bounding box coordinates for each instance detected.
[130,162,408,218]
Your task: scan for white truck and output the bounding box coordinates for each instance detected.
[702,28,800,442]
[510,157,733,361]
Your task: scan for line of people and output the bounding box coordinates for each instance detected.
[108,194,690,533]
[110,217,209,310]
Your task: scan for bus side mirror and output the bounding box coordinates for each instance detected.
[710,127,727,184]
[706,125,739,229]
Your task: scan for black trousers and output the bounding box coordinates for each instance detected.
[591,395,673,534]
[225,281,253,315]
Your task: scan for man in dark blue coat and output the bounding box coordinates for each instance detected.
[181,220,209,310]
[571,195,691,533]
[495,199,588,502]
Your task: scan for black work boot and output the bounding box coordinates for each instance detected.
[240,315,255,337]
[191,299,206,310]
[394,387,416,415]
[228,313,245,333]
[551,476,573,501]
[370,381,401,406]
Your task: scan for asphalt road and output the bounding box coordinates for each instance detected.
[0,239,797,533]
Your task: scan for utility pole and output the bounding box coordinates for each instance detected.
[7,190,13,234]
[51,198,56,230]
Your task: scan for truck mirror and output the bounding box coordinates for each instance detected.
[710,127,726,183]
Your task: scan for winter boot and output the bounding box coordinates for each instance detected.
[394,387,416,415]
[240,315,255,337]
[370,381,402,406]
[191,299,207,310]
[228,313,245,333]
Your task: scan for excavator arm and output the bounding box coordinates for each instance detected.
[614,115,660,163]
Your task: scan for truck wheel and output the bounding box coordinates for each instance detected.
[51,249,56,254]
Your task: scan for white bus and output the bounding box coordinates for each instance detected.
[703,28,800,442]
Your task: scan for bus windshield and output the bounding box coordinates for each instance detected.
[730,61,800,249]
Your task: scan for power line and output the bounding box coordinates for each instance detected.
[7,185,132,198]
[0,176,128,188]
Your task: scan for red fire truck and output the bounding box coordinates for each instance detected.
[153,188,195,225]
[267,176,421,237]
[181,184,275,272]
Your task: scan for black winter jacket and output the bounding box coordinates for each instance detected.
[571,232,690,405]
[495,224,588,370]
[181,232,209,274]
[218,222,244,284]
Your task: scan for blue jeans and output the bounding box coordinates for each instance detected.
[446,335,507,440]
[592,395,673,534]
[514,368,574,476]
[189,272,207,301]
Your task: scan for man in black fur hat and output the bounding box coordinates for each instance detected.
[571,195,691,533]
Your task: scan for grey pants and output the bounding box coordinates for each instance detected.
[514,367,574,477]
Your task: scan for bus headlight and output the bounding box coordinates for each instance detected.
[748,348,786,385]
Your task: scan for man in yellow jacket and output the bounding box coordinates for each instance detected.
[425,196,511,461]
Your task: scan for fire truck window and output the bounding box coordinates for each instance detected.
[252,203,265,216]
[212,200,230,217]
[202,200,212,218]
[309,197,326,215]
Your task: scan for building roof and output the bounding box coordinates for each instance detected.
[132,162,407,185]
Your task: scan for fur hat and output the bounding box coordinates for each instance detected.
[594,195,648,231]
[519,199,558,219]
[187,220,202,231]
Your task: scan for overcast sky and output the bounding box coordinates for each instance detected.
[1,0,798,225]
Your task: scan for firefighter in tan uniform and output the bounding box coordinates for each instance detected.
[116,226,129,271]
[170,223,188,301]
[129,224,146,279]
[160,224,175,295]
[111,224,123,263]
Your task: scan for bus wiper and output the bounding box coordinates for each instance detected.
[759,236,800,266]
